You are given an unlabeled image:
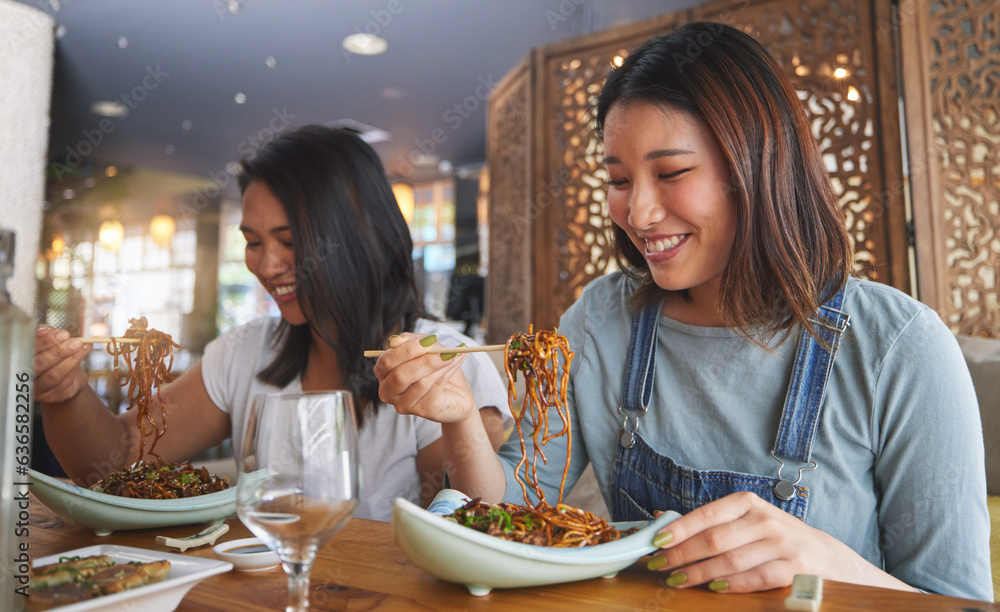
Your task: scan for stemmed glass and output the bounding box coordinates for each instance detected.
[236,392,360,612]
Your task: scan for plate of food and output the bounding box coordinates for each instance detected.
[29,466,236,536]
[23,544,232,611]
[391,328,681,595]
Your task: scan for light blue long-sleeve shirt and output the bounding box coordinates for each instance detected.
[499,273,992,601]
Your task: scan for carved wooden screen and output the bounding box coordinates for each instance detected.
[901,0,1000,337]
[486,59,534,341]
[487,0,911,341]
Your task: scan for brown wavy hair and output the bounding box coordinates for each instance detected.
[596,22,852,343]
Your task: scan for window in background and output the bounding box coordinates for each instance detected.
[409,179,456,317]
[37,213,198,414]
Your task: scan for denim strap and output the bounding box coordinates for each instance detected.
[771,286,850,464]
[617,297,665,448]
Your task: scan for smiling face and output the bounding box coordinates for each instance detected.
[603,100,738,318]
[240,180,306,326]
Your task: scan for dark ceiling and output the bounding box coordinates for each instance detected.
[18,0,698,197]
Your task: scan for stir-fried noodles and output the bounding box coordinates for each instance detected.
[446,327,625,547]
[91,317,229,498]
[89,460,229,499]
[107,316,178,461]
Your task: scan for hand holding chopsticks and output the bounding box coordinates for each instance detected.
[364,344,505,358]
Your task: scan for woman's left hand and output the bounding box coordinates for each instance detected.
[647,491,915,593]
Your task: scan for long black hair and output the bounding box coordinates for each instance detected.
[596,22,852,339]
[238,125,425,425]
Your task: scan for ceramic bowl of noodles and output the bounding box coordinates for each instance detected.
[391,489,681,596]
[28,468,237,536]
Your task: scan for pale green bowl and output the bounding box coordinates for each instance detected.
[29,469,236,536]
[391,491,681,596]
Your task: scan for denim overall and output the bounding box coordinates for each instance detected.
[610,287,849,522]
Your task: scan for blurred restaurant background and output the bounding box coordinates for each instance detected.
[2,0,997,474]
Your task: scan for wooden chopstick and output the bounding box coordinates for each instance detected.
[364,344,506,358]
[75,337,142,344]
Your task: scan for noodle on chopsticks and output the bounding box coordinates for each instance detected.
[446,326,626,547]
[91,317,229,499]
[107,316,179,461]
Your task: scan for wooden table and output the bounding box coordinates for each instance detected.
[27,499,998,612]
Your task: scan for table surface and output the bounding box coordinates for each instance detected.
[26,498,999,612]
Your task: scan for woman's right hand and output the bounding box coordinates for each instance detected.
[374,333,477,425]
[34,325,93,404]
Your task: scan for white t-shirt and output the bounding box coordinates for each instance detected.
[201,317,511,521]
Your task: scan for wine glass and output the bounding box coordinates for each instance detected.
[236,391,360,612]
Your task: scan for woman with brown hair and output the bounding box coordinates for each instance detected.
[35,126,512,521]
[375,23,992,600]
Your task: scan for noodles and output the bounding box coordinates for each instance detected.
[106,317,178,461]
[449,498,628,547]
[92,317,229,499]
[504,326,574,506]
[446,327,624,547]
[89,460,229,499]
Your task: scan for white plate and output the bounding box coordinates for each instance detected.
[391,490,681,596]
[29,544,232,611]
[29,469,237,536]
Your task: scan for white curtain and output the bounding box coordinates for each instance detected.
[0,0,54,313]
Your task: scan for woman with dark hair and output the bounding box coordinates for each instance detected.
[375,23,992,600]
[34,126,511,521]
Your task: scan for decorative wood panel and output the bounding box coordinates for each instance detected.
[533,14,686,332]
[488,0,919,336]
[902,0,1000,337]
[486,59,533,343]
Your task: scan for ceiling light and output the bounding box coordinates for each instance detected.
[91,100,129,118]
[234,92,247,104]
[834,67,848,78]
[98,220,124,252]
[149,214,176,247]
[342,33,387,56]
[51,234,66,256]
[325,118,390,144]
[410,153,439,167]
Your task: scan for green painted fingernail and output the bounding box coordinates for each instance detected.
[419,335,438,347]
[665,572,687,587]
[652,531,673,547]
[709,579,728,592]
[646,555,667,571]
[440,352,457,361]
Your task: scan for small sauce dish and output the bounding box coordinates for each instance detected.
[212,537,281,572]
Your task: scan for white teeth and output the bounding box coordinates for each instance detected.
[644,235,685,253]
[273,285,295,296]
